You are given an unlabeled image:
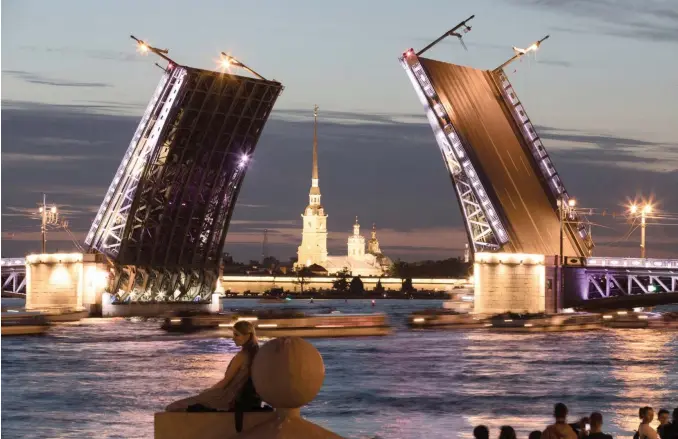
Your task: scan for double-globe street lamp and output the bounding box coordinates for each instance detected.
[38,194,59,253]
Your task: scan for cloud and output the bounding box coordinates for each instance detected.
[509,0,678,43]
[235,203,267,209]
[24,137,111,147]
[272,108,426,126]
[3,70,113,88]
[1,100,676,261]
[1,230,86,242]
[538,127,678,173]
[1,153,97,164]
[230,219,298,226]
[19,45,144,63]
[535,59,572,68]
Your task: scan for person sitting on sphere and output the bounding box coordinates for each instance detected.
[165,320,262,412]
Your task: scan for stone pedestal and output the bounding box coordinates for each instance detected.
[154,412,276,439]
[474,252,548,314]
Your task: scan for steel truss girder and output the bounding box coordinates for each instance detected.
[400,54,508,253]
[117,73,281,268]
[110,263,218,301]
[86,64,282,302]
[2,271,26,294]
[86,69,175,251]
[584,270,678,299]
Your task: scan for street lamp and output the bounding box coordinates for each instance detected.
[494,35,550,73]
[629,202,653,258]
[130,35,175,65]
[415,15,475,56]
[39,194,60,253]
[556,196,576,312]
[219,52,267,80]
[559,196,576,266]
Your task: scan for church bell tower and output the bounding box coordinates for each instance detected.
[296,105,328,268]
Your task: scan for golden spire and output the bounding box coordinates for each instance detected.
[312,104,319,182]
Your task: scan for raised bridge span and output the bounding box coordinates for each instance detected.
[401,52,593,257]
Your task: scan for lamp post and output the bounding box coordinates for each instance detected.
[559,197,576,266]
[219,52,267,81]
[557,197,575,312]
[39,194,59,253]
[493,35,550,74]
[629,203,653,258]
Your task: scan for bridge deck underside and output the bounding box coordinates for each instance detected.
[419,58,579,256]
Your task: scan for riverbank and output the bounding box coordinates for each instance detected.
[225,290,456,300]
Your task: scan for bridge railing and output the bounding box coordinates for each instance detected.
[586,257,678,269]
[1,258,26,268]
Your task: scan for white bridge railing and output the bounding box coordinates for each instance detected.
[586,257,678,270]
[1,258,26,268]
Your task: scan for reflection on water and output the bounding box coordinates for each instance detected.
[610,330,675,434]
[1,299,677,439]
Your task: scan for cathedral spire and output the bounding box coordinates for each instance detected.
[312,104,319,184]
[309,105,321,203]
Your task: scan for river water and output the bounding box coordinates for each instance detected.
[2,299,677,438]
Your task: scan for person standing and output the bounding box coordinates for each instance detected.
[658,409,670,439]
[542,403,578,439]
[637,407,659,439]
[587,412,612,439]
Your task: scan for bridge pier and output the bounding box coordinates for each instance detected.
[25,253,109,314]
[474,252,558,314]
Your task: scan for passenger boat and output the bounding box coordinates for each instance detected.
[600,310,665,329]
[647,312,678,330]
[486,312,602,332]
[1,311,51,336]
[42,308,90,323]
[407,309,486,329]
[161,308,391,337]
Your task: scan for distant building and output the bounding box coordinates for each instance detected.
[295,107,390,277]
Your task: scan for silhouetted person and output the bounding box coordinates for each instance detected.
[658,409,670,439]
[543,403,578,439]
[659,408,678,439]
[529,431,542,439]
[499,426,517,439]
[636,406,658,439]
[166,320,261,412]
[571,416,591,438]
[587,412,612,439]
[473,425,490,439]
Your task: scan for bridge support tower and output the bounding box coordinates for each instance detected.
[474,253,559,314]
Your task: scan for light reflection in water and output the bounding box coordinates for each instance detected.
[1,299,676,439]
[609,330,674,436]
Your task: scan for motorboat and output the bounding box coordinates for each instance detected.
[1,311,50,336]
[161,308,391,337]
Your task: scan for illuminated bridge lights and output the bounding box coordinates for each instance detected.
[401,52,509,252]
[586,257,678,269]
[475,252,545,266]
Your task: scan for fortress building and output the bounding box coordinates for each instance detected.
[295,107,390,276]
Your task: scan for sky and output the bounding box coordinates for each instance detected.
[2,0,677,262]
